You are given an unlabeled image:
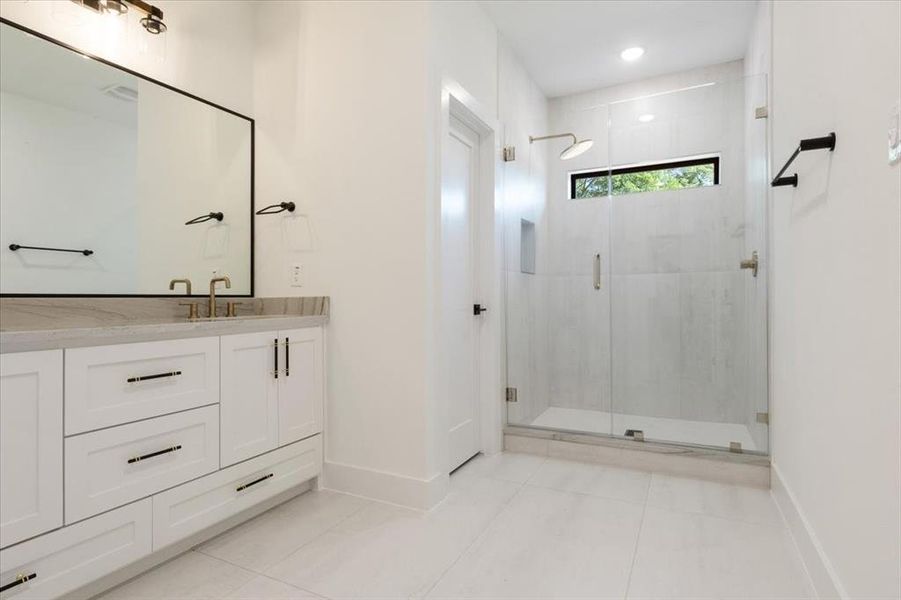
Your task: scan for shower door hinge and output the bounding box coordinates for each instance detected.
[729,441,743,453]
[756,412,769,425]
[503,146,516,162]
[755,106,768,119]
[505,387,518,403]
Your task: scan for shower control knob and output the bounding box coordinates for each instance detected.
[473,304,488,315]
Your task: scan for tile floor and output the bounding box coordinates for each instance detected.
[95,452,814,599]
[529,406,759,451]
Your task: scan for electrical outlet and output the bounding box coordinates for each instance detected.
[289,263,303,288]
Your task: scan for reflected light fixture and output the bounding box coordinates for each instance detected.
[529,133,594,161]
[620,46,645,61]
[70,0,166,34]
[638,113,655,123]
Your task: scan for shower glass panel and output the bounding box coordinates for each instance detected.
[608,74,768,453]
[504,102,613,436]
[504,72,768,455]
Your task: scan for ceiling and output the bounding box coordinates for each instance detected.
[480,0,758,98]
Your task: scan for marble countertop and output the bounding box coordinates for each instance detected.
[0,314,328,353]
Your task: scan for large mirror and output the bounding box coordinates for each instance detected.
[0,20,253,296]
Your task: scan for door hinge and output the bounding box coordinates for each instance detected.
[503,146,516,162]
[755,106,768,119]
[756,412,769,425]
[505,387,518,403]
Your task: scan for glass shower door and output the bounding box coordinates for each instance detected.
[607,74,769,453]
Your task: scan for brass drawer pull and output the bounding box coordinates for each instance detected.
[127,370,182,383]
[128,445,182,464]
[236,473,274,492]
[0,572,36,592]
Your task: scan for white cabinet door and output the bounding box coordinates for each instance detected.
[220,332,279,467]
[0,499,151,600]
[0,350,63,549]
[277,328,323,445]
[65,337,219,435]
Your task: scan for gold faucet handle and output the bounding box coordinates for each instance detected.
[226,301,246,318]
[178,302,200,320]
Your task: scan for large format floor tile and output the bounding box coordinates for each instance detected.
[97,551,257,600]
[527,456,651,504]
[90,452,814,600]
[646,473,783,525]
[197,489,370,571]
[266,474,520,599]
[426,485,645,598]
[627,506,814,599]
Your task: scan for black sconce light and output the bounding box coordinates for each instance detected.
[71,0,166,34]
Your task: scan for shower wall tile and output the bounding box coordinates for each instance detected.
[547,275,611,412]
[505,271,550,425]
[548,195,609,276]
[678,271,746,423]
[679,185,744,273]
[610,190,681,275]
[611,274,682,419]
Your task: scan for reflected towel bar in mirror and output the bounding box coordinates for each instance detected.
[184,212,224,225]
[9,244,93,256]
[255,201,296,215]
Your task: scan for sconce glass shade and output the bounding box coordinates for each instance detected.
[141,14,167,34]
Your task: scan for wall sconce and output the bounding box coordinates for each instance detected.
[70,0,166,34]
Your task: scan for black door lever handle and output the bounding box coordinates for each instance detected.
[473,304,488,315]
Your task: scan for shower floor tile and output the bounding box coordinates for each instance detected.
[529,406,758,451]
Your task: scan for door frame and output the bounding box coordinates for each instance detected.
[433,79,503,476]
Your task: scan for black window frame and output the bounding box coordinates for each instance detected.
[569,155,720,199]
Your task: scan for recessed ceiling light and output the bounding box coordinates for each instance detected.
[620,47,645,62]
[638,113,655,123]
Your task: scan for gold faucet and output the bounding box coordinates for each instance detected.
[208,276,231,317]
[169,278,192,295]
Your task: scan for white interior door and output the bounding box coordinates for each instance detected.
[443,115,481,472]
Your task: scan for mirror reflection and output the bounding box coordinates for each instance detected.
[0,22,252,296]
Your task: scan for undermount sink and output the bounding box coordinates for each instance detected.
[189,314,288,322]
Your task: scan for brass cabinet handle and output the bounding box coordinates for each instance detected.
[273,339,279,379]
[128,445,182,464]
[0,573,36,593]
[127,370,182,384]
[285,337,290,377]
[236,473,273,492]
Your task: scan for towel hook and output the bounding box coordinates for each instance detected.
[255,201,296,215]
[185,212,224,225]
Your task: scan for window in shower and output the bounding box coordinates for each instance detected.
[570,155,719,199]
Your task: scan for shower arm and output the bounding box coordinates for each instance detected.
[529,133,578,145]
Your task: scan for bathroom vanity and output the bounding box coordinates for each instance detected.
[0,314,325,599]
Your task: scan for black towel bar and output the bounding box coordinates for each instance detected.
[256,201,296,215]
[9,244,93,256]
[185,212,224,225]
[772,132,836,187]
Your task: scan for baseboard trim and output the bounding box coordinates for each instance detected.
[322,460,447,510]
[770,462,846,599]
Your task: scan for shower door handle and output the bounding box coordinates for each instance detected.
[593,254,602,290]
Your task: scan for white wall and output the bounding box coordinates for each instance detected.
[769,2,901,598]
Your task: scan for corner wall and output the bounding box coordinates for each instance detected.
[770,1,901,597]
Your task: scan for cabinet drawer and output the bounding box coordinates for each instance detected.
[0,499,151,600]
[153,435,321,550]
[65,406,219,523]
[65,337,219,434]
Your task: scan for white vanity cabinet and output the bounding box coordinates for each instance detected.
[0,320,324,599]
[0,350,63,549]
[220,327,323,467]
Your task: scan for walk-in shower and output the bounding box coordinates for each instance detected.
[504,67,769,454]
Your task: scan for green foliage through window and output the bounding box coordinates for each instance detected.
[571,157,719,199]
